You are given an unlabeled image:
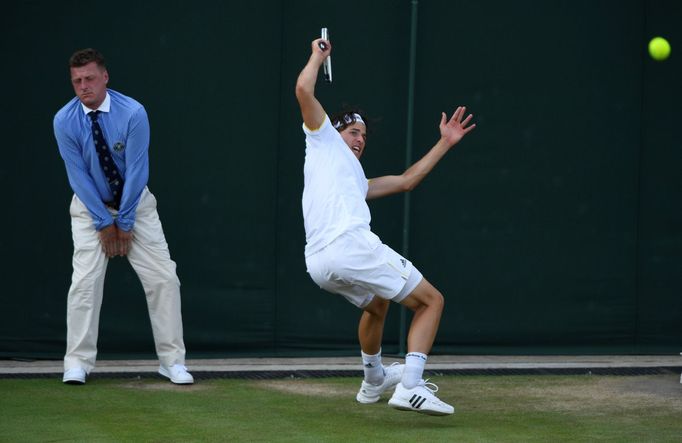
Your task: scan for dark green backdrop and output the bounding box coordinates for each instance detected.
[1,0,679,359]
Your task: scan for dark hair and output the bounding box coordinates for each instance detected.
[69,48,106,69]
[330,108,369,133]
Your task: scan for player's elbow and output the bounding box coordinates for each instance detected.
[400,175,419,192]
[400,182,416,193]
[295,81,311,101]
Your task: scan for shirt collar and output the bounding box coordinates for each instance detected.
[81,91,111,115]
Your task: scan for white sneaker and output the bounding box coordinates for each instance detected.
[356,363,404,404]
[63,367,87,385]
[158,364,194,385]
[388,380,454,415]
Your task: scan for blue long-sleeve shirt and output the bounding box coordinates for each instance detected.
[54,89,150,232]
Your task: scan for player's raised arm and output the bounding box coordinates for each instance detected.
[295,38,331,131]
[366,106,475,200]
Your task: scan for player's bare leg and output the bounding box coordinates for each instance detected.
[400,278,444,354]
[388,278,453,415]
[359,297,390,354]
[356,297,403,403]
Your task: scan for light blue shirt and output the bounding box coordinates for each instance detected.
[54,89,150,232]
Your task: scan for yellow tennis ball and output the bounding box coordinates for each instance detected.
[648,37,671,61]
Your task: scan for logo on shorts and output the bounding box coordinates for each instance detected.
[400,259,407,268]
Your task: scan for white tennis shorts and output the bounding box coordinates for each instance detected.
[305,229,423,308]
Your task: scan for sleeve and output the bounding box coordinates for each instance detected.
[115,106,150,232]
[303,114,342,151]
[303,114,331,137]
[54,114,115,231]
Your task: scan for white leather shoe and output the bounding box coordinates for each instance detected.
[158,364,194,385]
[63,367,87,385]
[388,380,454,416]
[356,363,404,404]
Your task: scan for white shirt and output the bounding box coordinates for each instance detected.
[302,116,376,257]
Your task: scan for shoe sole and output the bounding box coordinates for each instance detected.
[388,399,453,416]
[63,370,86,385]
[356,393,380,404]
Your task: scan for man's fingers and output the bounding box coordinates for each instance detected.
[463,122,477,134]
[449,107,459,123]
[451,106,464,122]
[120,239,131,256]
[119,239,126,256]
[313,38,331,55]
[117,231,133,256]
[461,114,474,127]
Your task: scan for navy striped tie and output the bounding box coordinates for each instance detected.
[88,111,123,209]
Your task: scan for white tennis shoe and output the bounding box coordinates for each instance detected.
[356,362,404,404]
[158,364,194,385]
[63,367,87,385]
[388,380,454,415]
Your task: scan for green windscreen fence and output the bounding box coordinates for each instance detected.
[1,0,680,359]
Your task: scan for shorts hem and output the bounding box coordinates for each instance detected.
[391,268,424,304]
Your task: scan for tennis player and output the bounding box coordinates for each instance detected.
[295,37,475,415]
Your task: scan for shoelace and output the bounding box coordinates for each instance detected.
[418,379,440,394]
[381,361,402,377]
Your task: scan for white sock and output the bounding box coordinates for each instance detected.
[361,349,384,386]
[402,352,427,389]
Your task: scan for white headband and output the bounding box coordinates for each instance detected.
[333,112,365,129]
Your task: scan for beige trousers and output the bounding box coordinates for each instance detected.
[64,188,186,372]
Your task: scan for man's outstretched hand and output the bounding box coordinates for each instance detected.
[439,106,476,147]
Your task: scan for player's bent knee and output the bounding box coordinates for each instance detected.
[363,296,390,316]
[430,289,445,312]
[421,286,444,309]
[400,281,445,313]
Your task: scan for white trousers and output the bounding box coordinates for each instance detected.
[64,188,186,372]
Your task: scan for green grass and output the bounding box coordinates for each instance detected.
[1,374,681,442]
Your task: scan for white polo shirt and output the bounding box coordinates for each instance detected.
[302,115,375,257]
